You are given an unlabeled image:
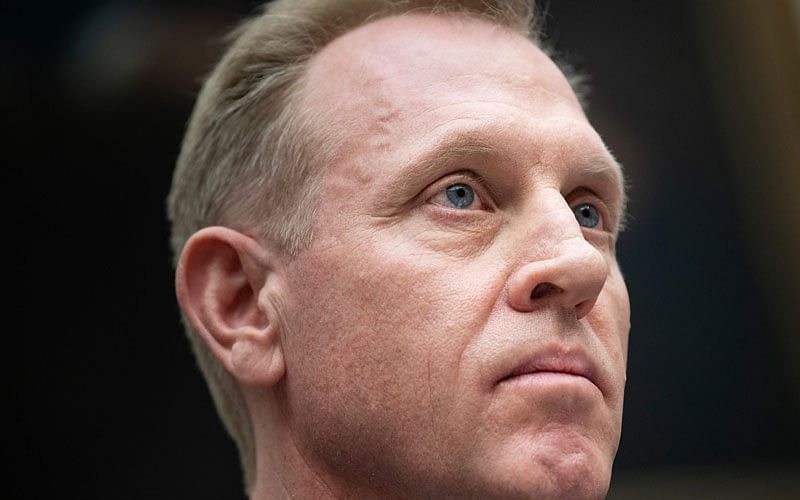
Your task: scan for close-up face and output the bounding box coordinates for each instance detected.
[277,14,630,500]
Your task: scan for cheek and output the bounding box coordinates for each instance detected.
[279,230,505,468]
[586,264,630,418]
[607,266,631,361]
[286,244,491,391]
[590,261,630,350]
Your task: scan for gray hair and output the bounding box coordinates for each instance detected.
[167,0,543,491]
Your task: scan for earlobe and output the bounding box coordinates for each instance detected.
[175,226,286,387]
[231,334,285,387]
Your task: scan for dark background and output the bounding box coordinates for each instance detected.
[7,0,799,498]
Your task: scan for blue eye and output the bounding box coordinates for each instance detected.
[574,203,600,228]
[445,183,475,209]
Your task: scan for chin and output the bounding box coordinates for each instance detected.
[461,430,614,500]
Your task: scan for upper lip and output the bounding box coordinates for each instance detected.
[497,344,602,392]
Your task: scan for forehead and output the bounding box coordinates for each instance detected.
[301,14,583,126]
[297,13,620,188]
[310,14,573,93]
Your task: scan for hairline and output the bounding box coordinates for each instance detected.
[167,1,571,494]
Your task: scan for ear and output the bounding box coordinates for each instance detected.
[175,226,286,387]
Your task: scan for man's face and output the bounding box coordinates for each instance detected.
[277,14,630,500]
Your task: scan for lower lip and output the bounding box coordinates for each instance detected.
[499,371,599,391]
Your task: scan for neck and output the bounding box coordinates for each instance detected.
[245,387,422,500]
[245,388,337,500]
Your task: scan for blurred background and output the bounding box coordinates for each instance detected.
[6,0,799,498]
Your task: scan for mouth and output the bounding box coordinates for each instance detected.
[497,345,602,393]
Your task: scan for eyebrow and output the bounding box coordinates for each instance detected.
[580,162,628,233]
[389,131,628,226]
[393,135,505,195]
[570,152,628,224]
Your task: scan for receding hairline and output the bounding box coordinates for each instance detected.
[166,0,551,493]
[291,13,618,228]
[292,10,581,180]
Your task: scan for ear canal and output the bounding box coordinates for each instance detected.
[229,280,269,331]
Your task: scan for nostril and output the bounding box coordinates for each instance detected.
[531,282,563,300]
[575,298,597,320]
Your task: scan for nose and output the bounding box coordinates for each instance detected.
[506,234,609,320]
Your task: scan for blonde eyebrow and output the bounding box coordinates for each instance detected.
[385,130,628,228]
[398,130,624,186]
[394,135,505,192]
[574,156,628,230]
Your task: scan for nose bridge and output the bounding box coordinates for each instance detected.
[506,192,609,319]
[519,187,582,259]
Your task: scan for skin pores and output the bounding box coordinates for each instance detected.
[272,14,630,500]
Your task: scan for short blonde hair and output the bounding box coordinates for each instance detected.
[167,0,540,491]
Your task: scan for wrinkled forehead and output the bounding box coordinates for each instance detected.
[299,13,585,132]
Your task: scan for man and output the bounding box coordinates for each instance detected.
[168,0,630,498]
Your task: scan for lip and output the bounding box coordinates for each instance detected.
[496,345,603,394]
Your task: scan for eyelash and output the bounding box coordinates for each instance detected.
[567,190,613,233]
[569,199,616,240]
[421,173,616,234]
[424,173,494,212]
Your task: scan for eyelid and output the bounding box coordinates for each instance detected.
[423,170,496,211]
[567,188,614,233]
